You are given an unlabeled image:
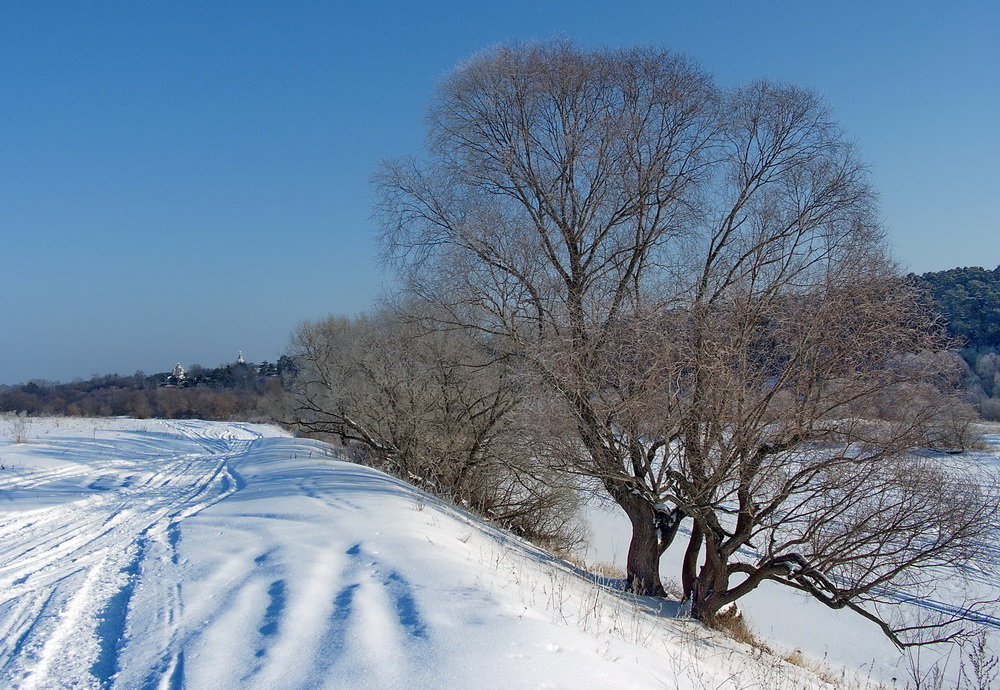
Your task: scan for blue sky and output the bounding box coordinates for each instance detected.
[2,1,997,385]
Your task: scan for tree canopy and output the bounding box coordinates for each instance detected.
[912,266,1000,347]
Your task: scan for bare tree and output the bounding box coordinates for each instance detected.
[660,276,997,639]
[378,41,718,594]
[376,41,997,644]
[284,306,583,547]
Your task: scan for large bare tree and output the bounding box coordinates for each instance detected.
[378,41,718,594]
[376,41,997,644]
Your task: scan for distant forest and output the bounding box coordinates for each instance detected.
[2,266,999,422]
[911,265,1000,420]
[0,357,293,421]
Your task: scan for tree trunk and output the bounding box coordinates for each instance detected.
[689,535,728,621]
[681,521,703,601]
[618,492,666,596]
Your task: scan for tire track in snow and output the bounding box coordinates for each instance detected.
[0,589,58,677]
[90,537,147,686]
[0,421,262,689]
[107,520,188,690]
[1,456,194,594]
[0,464,97,492]
[105,424,261,689]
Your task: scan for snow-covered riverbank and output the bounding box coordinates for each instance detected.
[1,417,839,689]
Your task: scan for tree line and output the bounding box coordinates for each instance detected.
[0,359,290,421]
[911,265,1000,420]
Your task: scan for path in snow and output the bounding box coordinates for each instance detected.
[0,420,261,688]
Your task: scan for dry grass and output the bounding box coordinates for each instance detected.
[705,606,773,655]
[783,648,806,667]
[589,561,626,579]
[4,412,32,444]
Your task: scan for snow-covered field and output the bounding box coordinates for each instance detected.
[0,417,840,689]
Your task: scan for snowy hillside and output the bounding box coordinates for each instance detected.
[0,417,836,689]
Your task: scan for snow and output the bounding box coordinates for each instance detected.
[0,417,828,689]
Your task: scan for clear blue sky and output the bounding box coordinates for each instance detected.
[2,1,997,385]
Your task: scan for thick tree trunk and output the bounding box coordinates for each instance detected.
[618,492,666,596]
[689,536,729,621]
[681,521,703,601]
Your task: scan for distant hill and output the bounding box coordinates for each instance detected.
[911,266,1000,420]
[910,266,1000,347]
[0,357,293,421]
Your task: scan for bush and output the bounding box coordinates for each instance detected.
[4,411,32,444]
